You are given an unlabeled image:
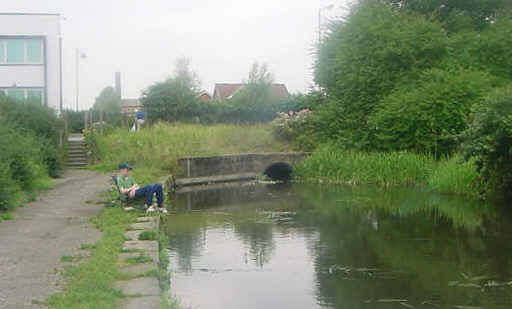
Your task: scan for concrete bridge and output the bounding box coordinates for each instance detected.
[173,152,309,187]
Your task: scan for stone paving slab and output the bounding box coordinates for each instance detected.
[131,221,157,230]
[123,241,158,252]
[115,277,160,296]
[120,263,157,276]
[120,296,160,309]
[124,230,142,241]
[136,216,158,223]
[120,251,158,265]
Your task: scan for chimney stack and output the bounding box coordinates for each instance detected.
[115,72,122,98]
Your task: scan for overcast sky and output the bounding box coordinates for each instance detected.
[3,0,346,110]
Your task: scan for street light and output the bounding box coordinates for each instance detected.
[75,48,87,112]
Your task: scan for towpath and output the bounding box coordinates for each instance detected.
[0,170,107,309]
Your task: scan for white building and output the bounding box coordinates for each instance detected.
[0,13,62,111]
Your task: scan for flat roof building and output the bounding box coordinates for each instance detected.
[0,13,62,111]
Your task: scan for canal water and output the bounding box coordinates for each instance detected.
[165,182,512,309]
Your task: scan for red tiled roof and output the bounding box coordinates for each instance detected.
[213,83,289,100]
[270,84,290,98]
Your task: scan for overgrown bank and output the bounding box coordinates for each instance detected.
[88,122,293,180]
[294,146,482,198]
[0,95,64,216]
[273,0,512,199]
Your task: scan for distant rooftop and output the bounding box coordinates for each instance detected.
[213,83,290,100]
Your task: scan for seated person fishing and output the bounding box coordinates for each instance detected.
[117,163,167,214]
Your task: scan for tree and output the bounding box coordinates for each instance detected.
[314,2,449,149]
[463,88,512,197]
[384,0,510,31]
[223,62,285,123]
[141,58,201,122]
[370,68,492,156]
[92,86,121,125]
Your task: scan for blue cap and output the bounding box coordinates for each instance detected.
[118,163,133,170]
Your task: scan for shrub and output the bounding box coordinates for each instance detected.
[272,109,311,140]
[63,110,86,133]
[370,68,493,156]
[0,95,62,211]
[463,87,512,197]
[0,162,18,211]
[314,2,449,149]
[0,96,64,177]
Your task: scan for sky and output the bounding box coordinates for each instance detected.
[2,0,347,110]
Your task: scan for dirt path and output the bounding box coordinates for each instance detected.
[0,170,108,309]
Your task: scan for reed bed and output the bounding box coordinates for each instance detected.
[295,145,480,197]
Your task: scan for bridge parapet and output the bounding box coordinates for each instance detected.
[177,152,309,178]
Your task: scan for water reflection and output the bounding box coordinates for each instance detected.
[166,183,512,309]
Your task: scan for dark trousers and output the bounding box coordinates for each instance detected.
[135,184,164,207]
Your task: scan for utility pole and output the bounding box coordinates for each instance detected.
[75,48,87,112]
[75,48,79,112]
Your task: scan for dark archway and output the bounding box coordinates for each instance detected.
[263,162,293,182]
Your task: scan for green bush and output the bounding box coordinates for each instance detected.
[314,2,449,148]
[0,95,62,211]
[370,68,493,156]
[0,162,18,211]
[463,88,512,197]
[63,110,86,133]
[0,95,64,177]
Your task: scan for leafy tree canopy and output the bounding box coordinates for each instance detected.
[141,58,201,122]
[93,86,121,125]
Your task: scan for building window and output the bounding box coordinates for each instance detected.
[2,88,44,104]
[26,39,43,63]
[0,38,44,64]
[6,39,24,63]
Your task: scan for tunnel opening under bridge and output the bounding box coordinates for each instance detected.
[263,162,293,182]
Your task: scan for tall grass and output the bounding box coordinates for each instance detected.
[427,156,481,197]
[295,145,480,197]
[90,123,292,181]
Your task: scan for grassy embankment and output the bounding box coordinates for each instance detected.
[48,123,290,309]
[88,122,293,182]
[295,145,482,198]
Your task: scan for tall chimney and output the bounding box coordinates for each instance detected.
[115,72,122,98]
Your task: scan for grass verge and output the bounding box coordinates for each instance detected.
[47,206,137,309]
[295,145,481,198]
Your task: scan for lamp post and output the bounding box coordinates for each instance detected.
[75,48,86,112]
